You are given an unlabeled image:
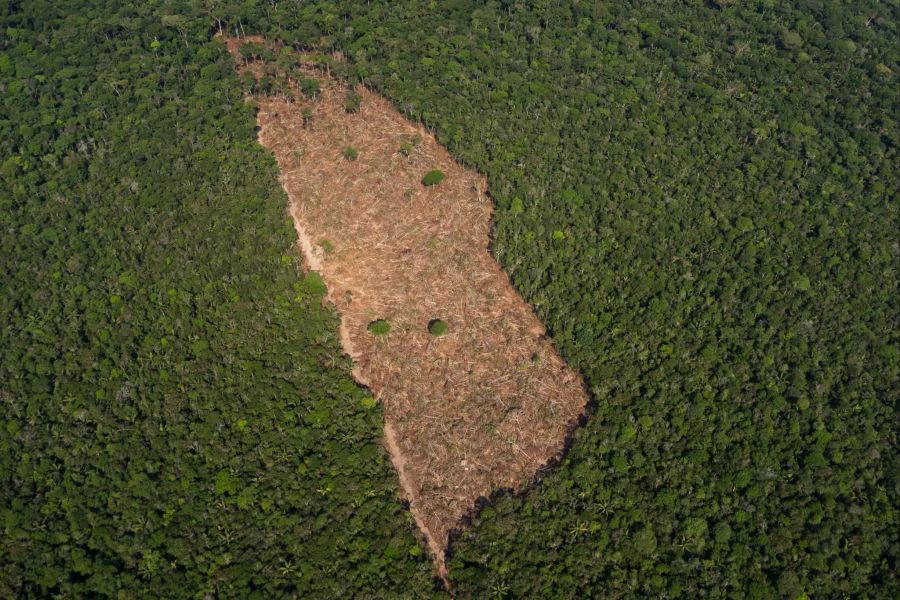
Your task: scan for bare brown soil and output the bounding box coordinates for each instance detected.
[224,37,588,579]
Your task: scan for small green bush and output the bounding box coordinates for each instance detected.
[421,170,445,186]
[428,319,448,336]
[367,319,391,336]
[399,135,422,156]
[343,146,358,161]
[344,90,361,113]
[301,107,313,129]
[299,78,320,99]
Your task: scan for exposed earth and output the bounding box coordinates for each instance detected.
[225,36,589,579]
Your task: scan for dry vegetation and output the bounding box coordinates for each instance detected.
[224,36,588,577]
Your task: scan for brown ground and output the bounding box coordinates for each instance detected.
[224,37,588,579]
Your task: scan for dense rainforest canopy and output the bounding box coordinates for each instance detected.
[2,0,897,598]
[0,2,437,597]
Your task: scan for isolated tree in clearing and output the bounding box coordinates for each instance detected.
[428,319,448,336]
[421,170,445,186]
[367,319,391,336]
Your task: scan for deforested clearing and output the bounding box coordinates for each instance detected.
[225,37,588,578]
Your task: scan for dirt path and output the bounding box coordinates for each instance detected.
[225,37,589,583]
[383,422,448,580]
[287,202,324,272]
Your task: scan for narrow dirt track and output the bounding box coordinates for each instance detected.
[225,37,589,581]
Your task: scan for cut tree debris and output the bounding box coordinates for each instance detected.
[224,35,589,582]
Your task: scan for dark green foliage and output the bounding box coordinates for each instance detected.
[343,146,359,161]
[421,170,445,186]
[780,29,804,50]
[238,41,267,62]
[0,3,438,597]
[299,77,320,99]
[428,320,448,336]
[367,320,391,336]
[240,70,257,94]
[3,0,898,598]
[258,73,274,95]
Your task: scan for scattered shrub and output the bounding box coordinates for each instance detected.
[344,90,361,113]
[343,146,358,161]
[367,319,391,336]
[428,319,448,336]
[421,170,445,186]
[399,135,422,156]
[299,77,320,99]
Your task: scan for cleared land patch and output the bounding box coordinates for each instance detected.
[225,36,588,578]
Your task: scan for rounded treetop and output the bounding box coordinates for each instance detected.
[367,319,391,336]
[421,170,445,186]
[428,319,448,336]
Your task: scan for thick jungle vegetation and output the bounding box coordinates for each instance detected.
[2,0,897,598]
[329,2,897,597]
[0,2,437,597]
